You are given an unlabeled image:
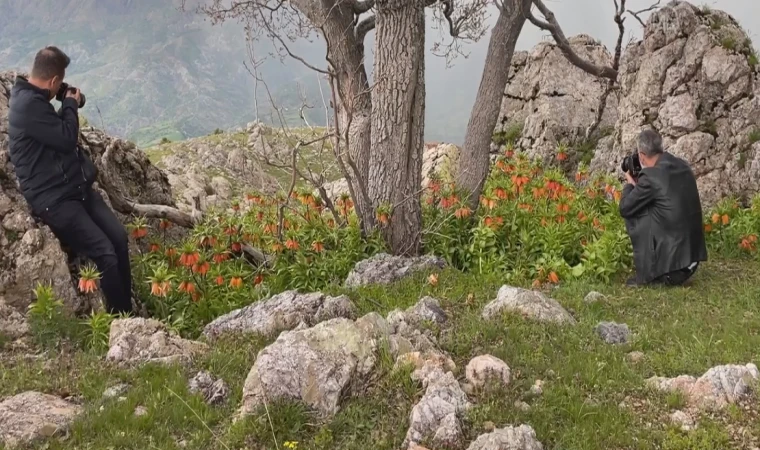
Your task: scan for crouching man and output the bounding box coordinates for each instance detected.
[7,46,133,314]
[619,128,708,287]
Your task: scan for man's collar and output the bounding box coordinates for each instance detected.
[14,75,52,99]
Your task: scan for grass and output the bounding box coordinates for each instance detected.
[2,259,760,449]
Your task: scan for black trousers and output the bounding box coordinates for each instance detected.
[653,263,699,286]
[36,189,133,314]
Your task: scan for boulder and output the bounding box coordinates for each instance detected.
[465,355,512,389]
[240,314,390,417]
[647,363,759,410]
[106,318,208,366]
[595,322,631,345]
[188,371,229,405]
[466,425,544,450]
[345,253,446,288]
[202,290,357,339]
[404,368,471,449]
[404,296,447,326]
[583,291,606,304]
[0,391,82,448]
[102,383,130,400]
[0,300,29,339]
[482,286,576,325]
[496,35,618,165]
[670,410,696,432]
[591,2,760,205]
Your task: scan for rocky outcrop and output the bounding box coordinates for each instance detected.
[466,425,544,450]
[592,2,760,205]
[202,290,357,339]
[106,318,208,365]
[482,286,576,325]
[1,70,177,314]
[345,253,446,288]
[0,391,82,448]
[497,35,618,164]
[647,363,759,410]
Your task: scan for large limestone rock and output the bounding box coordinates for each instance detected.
[647,363,759,410]
[592,2,760,205]
[106,318,208,365]
[482,286,576,325]
[466,425,544,450]
[240,314,390,417]
[1,71,177,314]
[0,391,82,448]
[465,355,512,389]
[0,299,28,339]
[345,253,446,287]
[497,35,618,164]
[202,290,356,339]
[404,368,471,449]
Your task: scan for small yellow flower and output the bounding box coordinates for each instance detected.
[428,273,439,287]
[284,442,299,450]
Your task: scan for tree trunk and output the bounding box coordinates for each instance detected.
[456,0,531,208]
[369,0,426,256]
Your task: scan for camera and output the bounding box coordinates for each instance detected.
[55,82,86,108]
[621,152,642,179]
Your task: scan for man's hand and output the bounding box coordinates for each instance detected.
[65,88,81,106]
[625,171,637,186]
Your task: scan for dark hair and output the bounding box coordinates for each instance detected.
[638,128,664,157]
[31,46,70,80]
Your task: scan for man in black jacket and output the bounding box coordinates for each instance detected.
[8,46,133,314]
[619,128,708,287]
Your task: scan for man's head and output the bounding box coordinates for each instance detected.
[637,128,664,168]
[28,46,70,100]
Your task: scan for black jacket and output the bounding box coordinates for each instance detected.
[7,76,97,213]
[619,152,708,283]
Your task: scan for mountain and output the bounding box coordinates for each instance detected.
[0,0,325,146]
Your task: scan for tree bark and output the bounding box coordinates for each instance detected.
[456,0,532,208]
[369,0,426,255]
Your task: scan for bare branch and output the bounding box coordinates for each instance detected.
[346,0,375,13]
[627,0,660,27]
[355,14,376,42]
[527,0,619,80]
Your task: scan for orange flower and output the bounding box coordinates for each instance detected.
[484,216,504,230]
[428,273,439,286]
[285,239,300,250]
[721,214,730,225]
[557,203,570,214]
[150,281,171,297]
[131,227,148,239]
[327,219,336,228]
[613,190,622,202]
[704,223,712,232]
[230,277,243,289]
[231,242,242,253]
[556,152,568,161]
[311,241,325,252]
[429,181,441,193]
[494,187,508,200]
[593,217,604,230]
[577,211,587,222]
[518,203,532,212]
[556,215,566,224]
[200,236,218,248]
[263,223,277,234]
[179,251,200,267]
[548,271,560,284]
[149,243,161,253]
[192,261,210,276]
[254,274,264,286]
[377,212,390,225]
[532,279,541,288]
[480,196,496,210]
[532,187,547,199]
[159,219,172,230]
[711,213,720,224]
[178,281,196,294]
[454,207,472,219]
[213,252,228,264]
[231,202,240,212]
[215,275,224,286]
[165,248,177,258]
[78,278,98,294]
[541,218,548,227]
[271,242,284,253]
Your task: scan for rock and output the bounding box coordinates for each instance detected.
[596,322,631,344]
[465,355,511,389]
[422,143,459,187]
[404,368,471,449]
[405,296,447,326]
[496,34,618,165]
[0,391,82,448]
[583,291,606,304]
[396,350,457,382]
[240,314,389,418]
[106,318,208,365]
[647,363,759,410]
[482,286,576,325]
[591,2,760,205]
[530,380,544,396]
[202,290,356,339]
[102,383,130,399]
[188,371,229,405]
[670,410,696,431]
[0,301,29,339]
[514,400,531,412]
[466,425,544,450]
[626,351,645,363]
[134,405,148,417]
[484,421,496,432]
[345,253,446,288]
